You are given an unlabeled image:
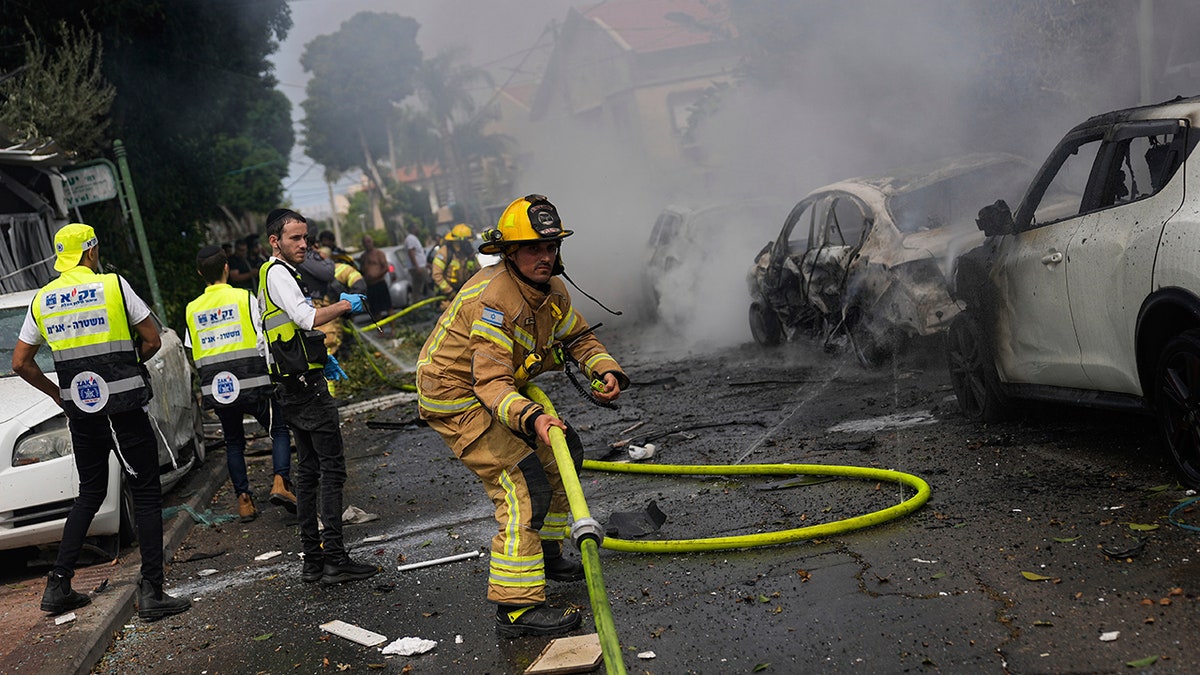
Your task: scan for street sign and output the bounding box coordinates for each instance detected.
[61,164,118,208]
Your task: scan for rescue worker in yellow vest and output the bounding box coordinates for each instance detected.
[11,223,191,621]
[321,247,367,298]
[184,245,296,523]
[259,208,380,585]
[431,223,481,304]
[416,195,629,638]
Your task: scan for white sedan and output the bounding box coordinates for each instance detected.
[0,289,204,555]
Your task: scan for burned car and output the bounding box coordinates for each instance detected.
[947,96,1200,487]
[748,153,1034,366]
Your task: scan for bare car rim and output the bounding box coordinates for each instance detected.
[749,302,782,346]
[1155,331,1200,488]
[946,312,1006,422]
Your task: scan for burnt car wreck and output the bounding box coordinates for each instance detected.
[747,153,1034,367]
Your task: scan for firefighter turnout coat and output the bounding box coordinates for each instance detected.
[430,243,479,296]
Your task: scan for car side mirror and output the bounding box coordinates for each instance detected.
[976,199,1014,237]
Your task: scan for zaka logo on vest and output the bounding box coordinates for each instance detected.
[195,304,238,328]
[44,284,104,312]
[69,370,110,413]
[212,371,241,405]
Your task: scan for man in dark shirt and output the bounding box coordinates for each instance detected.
[228,239,256,291]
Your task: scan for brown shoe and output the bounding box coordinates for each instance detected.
[237,493,258,522]
[269,475,297,513]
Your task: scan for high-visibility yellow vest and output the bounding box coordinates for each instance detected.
[31,266,150,418]
[185,283,272,408]
[258,259,327,377]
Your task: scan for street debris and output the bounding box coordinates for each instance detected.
[254,550,282,561]
[605,501,667,538]
[525,634,602,674]
[755,475,836,491]
[320,620,387,647]
[397,550,482,572]
[627,443,656,461]
[380,636,437,656]
[54,612,76,625]
[637,651,656,659]
[342,505,379,525]
[827,410,936,433]
[197,569,218,577]
[161,503,238,527]
[1099,630,1119,642]
[1020,571,1056,582]
[1101,539,1144,559]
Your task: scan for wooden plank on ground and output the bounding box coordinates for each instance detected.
[524,633,603,674]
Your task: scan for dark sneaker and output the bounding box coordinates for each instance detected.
[137,579,191,621]
[40,572,91,615]
[301,554,325,583]
[544,555,585,582]
[495,604,582,638]
[321,555,380,585]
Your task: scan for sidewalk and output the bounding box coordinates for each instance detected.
[0,454,227,675]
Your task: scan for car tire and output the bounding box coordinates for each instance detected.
[1153,330,1200,488]
[749,302,782,346]
[946,311,1008,422]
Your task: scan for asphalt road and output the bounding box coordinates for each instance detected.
[62,329,1200,673]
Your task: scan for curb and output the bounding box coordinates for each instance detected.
[39,451,228,675]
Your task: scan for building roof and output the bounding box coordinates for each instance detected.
[581,0,735,54]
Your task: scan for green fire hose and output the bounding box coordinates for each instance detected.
[522,385,931,675]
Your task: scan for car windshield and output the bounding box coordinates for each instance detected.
[0,305,54,377]
[887,161,1034,234]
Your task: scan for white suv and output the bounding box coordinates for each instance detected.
[948,96,1200,486]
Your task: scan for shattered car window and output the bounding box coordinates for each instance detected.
[1023,136,1103,229]
[889,161,1035,234]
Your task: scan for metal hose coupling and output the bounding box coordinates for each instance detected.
[570,517,604,550]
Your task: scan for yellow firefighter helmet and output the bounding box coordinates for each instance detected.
[479,194,573,255]
[445,223,474,241]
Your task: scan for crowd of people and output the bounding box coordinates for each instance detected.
[14,194,625,640]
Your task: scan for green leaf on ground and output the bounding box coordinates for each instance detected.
[1126,655,1158,667]
[931,571,946,579]
[1053,536,1082,543]
[253,633,273,641]
[1127,523,1159,531]
[1021,571,1053,581]
[752,664,770,672]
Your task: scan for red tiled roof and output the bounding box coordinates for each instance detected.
[582,0,734,53]
[393,163,442,183]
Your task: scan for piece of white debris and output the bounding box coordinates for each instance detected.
[342,505,379,525]
[911,558,938,564]
[381,636,437,656]
[637,651,656,660]
[55,612,77,625]
[361,535,387,543]
[197,569,218,577]
[320,620,387,647]
[1100,631,1120,642]
[254,550,282,561]
[455,634,463,644]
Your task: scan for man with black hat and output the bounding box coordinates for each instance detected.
[11,223,191,621]
[185,244,296,524]
[258,208,379,585]
[416,195,628,637]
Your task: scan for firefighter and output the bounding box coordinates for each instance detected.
[11,223,191,620]
[416,195,629,638]
[431,223,481,303]
[184,244,296,524]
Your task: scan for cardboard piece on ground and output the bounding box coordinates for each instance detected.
[524,633,603,674]
[319,620,387,647]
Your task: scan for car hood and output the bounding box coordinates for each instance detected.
[892,226,985,274]
[0,375,61,426]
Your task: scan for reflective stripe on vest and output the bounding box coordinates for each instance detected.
[258,259,327,376]
[185,284,271,407]
[31,267,149,417]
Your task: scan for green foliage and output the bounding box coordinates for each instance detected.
[211,135,288,214]
[344,177,434,245]
[300,12,423,174]
[0,21,115,157]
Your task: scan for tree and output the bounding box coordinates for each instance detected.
[0,21,115,158]
[300,12,423,212]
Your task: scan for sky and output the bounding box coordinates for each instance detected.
[271,0,585,217]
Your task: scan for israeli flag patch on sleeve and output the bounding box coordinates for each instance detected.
[481,307,505,327]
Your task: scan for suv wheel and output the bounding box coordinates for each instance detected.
[749,302,782,346]
[1153,330,1200,487]
[946,312,1008,422]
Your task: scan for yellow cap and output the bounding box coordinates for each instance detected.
[53,223,98,272]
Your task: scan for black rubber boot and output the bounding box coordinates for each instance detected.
[40,571,91,615]
[321,554,380,585]
[543,541,585,582]
[301,554,325,583]
[137,579,191,621]
[495,604,582,638]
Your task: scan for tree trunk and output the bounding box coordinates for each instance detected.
[358,128,390,199]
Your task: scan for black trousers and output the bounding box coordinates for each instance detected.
[278,373,347,560]
[55,408,164,585]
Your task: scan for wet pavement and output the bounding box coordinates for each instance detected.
[4,331,1200,673]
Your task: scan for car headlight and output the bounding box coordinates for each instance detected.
[13,418,73,466]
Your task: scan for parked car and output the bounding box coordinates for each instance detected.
[643,199,790,324]
[747,153,1034,367]
[376,245,413,310]
[0,289,204,555]
[947,96,1200,486]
